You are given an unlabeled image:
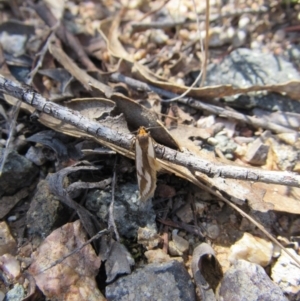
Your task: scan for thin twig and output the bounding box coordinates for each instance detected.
[199,0,209,87]
[1,75,299,188]
[0,100,21,175]
[137,0,170,22]
[31,1,96,71]
[27,30,56,84]
[108,157,120,241]
[109,73,297,134]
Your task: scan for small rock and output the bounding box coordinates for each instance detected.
[86,184,157,238]
[0,254,20,279]
[217,260,288,301]
[229,232,273,267]
[272,248,300,300]
[5,284,25,301]
[203,48,300,87]
[144,249,183,264]
[243,138,269,166]
[155,184,176,199]
[137,227,160,250]
[232,29,247,48]
[176,203,193,223]
[106,260,196,301]
[196,115,216,128]
[169,230,189,256]
[25,146,47,166]
[0,222,17,256]
[206,224,220,240]
[273,29,285,42]
[26,179,64,237]
[214,135,237,154]
[267,137,298,171]
[0,148,39,197]
[207,137,218,146]
[194,201,207,215]
[276,133,299,145]
[289,218,300,236]
[150,29,169,44]
[238,15,251,30]
[251,40,263,50]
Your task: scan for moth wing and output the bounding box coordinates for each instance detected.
[135,136,157,202]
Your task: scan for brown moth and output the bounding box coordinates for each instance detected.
[135,126,158,201]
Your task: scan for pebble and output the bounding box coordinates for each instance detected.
[271,248,300,300]
[232,29,247,48]
[106,260,196,301]
[229,232,273,267]
[207,137,218,146]
[238,15,251,30]
[276,133,299,145]
[169,230,189,256]
[0,254,20,279]
[243,138,269,166]
[214,135,237,154]
[217,260,288,301]
[176,203,193,223]
[86,184,157,239]
[5,284,25,301]
[0,222,17,256]
[206,224,220,239]
[273,29,285,42]
[137,227,160,250]
[145,249,177,264]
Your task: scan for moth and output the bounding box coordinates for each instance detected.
[135,126,159,202]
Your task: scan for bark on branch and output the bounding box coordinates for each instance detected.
[0,75,299,188]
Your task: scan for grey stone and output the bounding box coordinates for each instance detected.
[86,183,157,238]
[0,148,38,197]
[214,134,237,154]
[203,48,300,87]
[26,179,64,237]
[5,284,25,301]
[217,260,288,301]
[271,248,300,300]
[106,260,196,301]
[244,138,269,166]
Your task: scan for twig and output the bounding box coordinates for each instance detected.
[31,1,96,71]
[1,75,300,188]
[109,73,297,134]
[108,157,120,241]
[0,100,21,175]
[137,0,170,22]
[27,30,56,84]
[167,0,205,101]
[200,0,209,87]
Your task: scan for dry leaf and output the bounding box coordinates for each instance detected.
[29,220,105,301]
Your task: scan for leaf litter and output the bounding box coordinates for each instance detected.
[0,0,300,300]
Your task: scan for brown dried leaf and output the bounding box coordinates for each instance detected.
[99,18,300,100]
[49,42,112,97]
[48,164,102,239]
[28,220,104,301]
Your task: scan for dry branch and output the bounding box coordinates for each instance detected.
[0,75,300,188]
[109,73,297,134]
